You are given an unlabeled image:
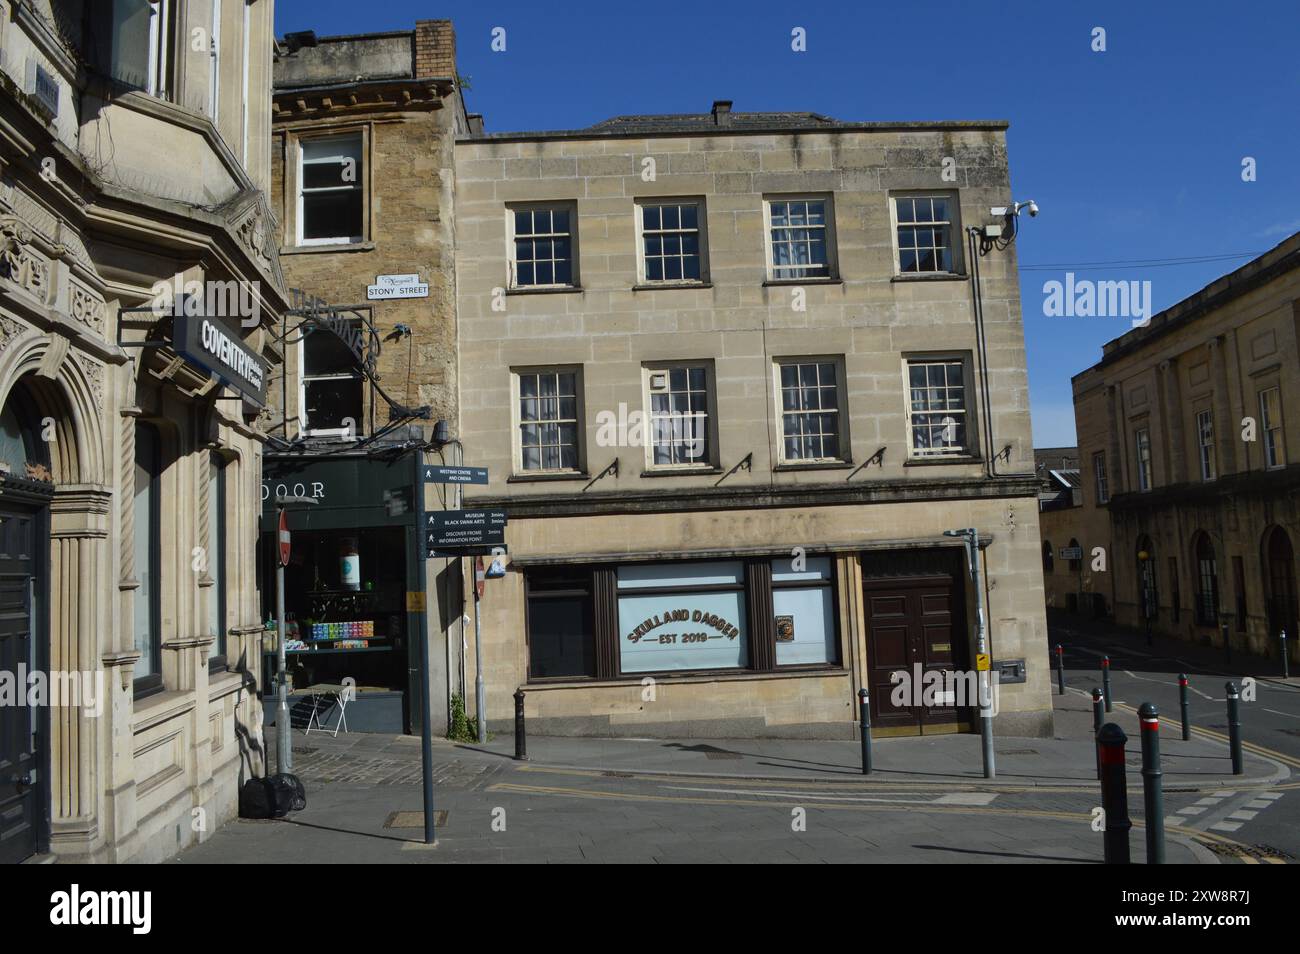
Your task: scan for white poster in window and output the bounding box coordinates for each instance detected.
[618,590,747,673]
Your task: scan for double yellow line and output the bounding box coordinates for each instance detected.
[1113,700,1300,771]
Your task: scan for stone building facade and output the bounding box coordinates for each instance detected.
[1069,233,1300,663]
[0,0,285,863]
[454,103,1055,739]
[265,22,467,735]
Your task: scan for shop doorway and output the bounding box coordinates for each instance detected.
[863,565,971,735]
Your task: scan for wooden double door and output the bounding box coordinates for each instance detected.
[863,573,972,733]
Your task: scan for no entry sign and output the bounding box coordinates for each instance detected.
[277,510,291,567]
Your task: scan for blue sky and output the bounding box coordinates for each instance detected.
[275,0,1300,447]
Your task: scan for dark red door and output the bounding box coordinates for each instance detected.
[864,575,970,732]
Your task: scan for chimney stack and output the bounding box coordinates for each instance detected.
[414,20,457,78]
[711,100,733,125]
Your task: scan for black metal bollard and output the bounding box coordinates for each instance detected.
[1138,703,1165,864]
[1098,723,1132,864]
[858,688,873,775]
[1091,688,1105,780]
[1055,643,1066,695]
[1101,655,1113,712]
[1222,623,1231,666]
[513,687,528,761]
[1178,674,1190,741]
[1281,629,1291,680]
[1225,682,1243,776]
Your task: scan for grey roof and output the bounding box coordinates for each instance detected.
[588,110,840,133]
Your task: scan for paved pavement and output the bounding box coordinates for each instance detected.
[174,631,1297,863]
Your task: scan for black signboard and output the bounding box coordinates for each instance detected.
[422,465,489,485]
[423,510,506,551]
[173,313,267,405]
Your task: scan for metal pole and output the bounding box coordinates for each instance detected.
[1091,688,1104,780]
[276,530,290,776]
[1178,674,1190,741]
[514,688,528,760]
[1281,629,1290,680]
[413,449,436,844]
[1097,723,1132,864]
[1055,643,1065,695]
[1225,682,1243,776]
[1138,702,1165,864]
[474,582,486,745]
[1101,655,1112,712]
[969,529,994,779]
[857,687,872,775]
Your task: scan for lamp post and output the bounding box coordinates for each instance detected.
[944,527,994,779]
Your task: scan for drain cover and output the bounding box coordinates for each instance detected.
[602,770,634,778]
[291,747,318,755]
[384,810,448,829]
[997,748,1038,756]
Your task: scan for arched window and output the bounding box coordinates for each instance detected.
[1193,532,1219,627]
[1136,535,1157,620]
[0,381,52,482]
[1042,540,1054,574]
[1067,538,1082,573]
[1264,526,1297,638]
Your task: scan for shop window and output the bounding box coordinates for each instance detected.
[646,364,712,468]
[616,562,748,673]
[906,357,972,458]
[298,134,365,246]
[133,423,162,695]
[776,358,845,463]
[516,368,581,472]
[638,200,707,284]
[300,323,364,437]
[208,454,228,668]
[89,0,173,98]
[509,204,577,289]
[772,556,837,666]
[525,568,595,679]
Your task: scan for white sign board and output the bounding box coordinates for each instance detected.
[367,274,429,300]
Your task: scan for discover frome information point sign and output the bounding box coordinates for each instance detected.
[367,273,429,301]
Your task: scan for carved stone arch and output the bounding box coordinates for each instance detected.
[0,329,107,486]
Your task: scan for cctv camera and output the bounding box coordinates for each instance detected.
[1026,200,1039,217]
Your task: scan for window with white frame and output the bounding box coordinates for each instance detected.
[646,365,711,467]
[93,0,173,97]
[777,360,844,462]
[894,194,956,274]
[638,202,705,283]
[1093,452,1109,504]
[1196,409,1216,481]
[510,206,576,288]
[906,358,970,458]
[300,324,364,437]
[1135,428,1153,491]
[1260,387,1285,469]
[766,197,834,280]
[518,369,581,472]
[298,135,364,245]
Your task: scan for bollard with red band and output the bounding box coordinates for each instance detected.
[1138,702,1165,864]
[1101,655,1113,712]
[1178,674,1190,741]
[1055,643,1065,695]
[1097,722,1132,864]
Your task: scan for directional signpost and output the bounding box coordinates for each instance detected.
[421,465,489,485]
[423,509,507,553]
